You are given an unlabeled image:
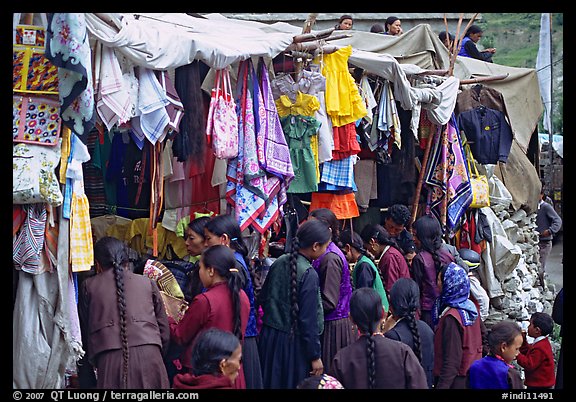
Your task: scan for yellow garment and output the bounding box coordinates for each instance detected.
[322,45,367,127]
[70,193,94,272]
[275,91,320,118]
[310,133,320,180]
[124,218,188,259]
[59,126,72,184]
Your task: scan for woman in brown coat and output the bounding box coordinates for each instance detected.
[79,236,170,389]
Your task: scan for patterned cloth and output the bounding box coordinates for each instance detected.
[135,66,170,145]
[46,13,95,141]
[424,114,472,232]
[95,45,133,131]
[320,156,356,189]
[13,204,48,275]
[432,262,478,327]
[317,374,344,389]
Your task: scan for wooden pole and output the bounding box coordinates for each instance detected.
[459,73,508,85]
[449,13,479,75]
[411,123,441,225]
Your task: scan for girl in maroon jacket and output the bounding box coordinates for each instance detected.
[173,328,242,389]
[516,312,556,389]
[169,245,250,388]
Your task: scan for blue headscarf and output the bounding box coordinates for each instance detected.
[433,262,478,326]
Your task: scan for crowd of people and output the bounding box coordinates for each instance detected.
[77,199,561,390]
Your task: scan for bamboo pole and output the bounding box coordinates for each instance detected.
[449,13,479,76]
[459,73,508,85]
[410,124,441,225]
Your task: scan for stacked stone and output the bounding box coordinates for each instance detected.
[479,201,561,376]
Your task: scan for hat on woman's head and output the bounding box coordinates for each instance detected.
[458,248,481,270]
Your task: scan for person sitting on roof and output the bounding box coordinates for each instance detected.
[458,24,496,62]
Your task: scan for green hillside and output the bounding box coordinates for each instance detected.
[479,13,563,132]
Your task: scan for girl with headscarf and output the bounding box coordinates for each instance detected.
[432,262,483,389]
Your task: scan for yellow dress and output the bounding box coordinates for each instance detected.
[321,45,367,127]
[276,91,321,180]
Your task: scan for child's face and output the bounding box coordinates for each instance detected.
[527,320,541,338]
[500,333,524,363]
[199,257,214,288]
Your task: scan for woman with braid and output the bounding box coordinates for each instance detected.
[360,223,411,295]
[169,245,250,388]
[204,214,263,389]
[328,287,427,389]
[411,214,455,329]
[340,229,389,313]
[79,236,170,389]
[307,208,355,373]
[383,278,435,388]
[258,219,330,389]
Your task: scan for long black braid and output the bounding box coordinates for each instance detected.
[94,237,131,389]
[289,236,300,338]
[349,288,384,389]
[389,277,423,362]
[413,214,444,274]
[288,219,332,338]
[112,258,129,389]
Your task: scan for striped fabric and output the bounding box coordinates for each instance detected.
[70,193,94,272]
[13,204,47,275]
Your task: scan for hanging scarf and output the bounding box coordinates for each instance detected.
[432,262,478,327]
[424,114,472,231]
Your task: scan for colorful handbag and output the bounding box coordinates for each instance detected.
[15,25,46,47]
[466,143,491,208]
[13,95,62,146]
[13,45,59,94]
[206,68,239,159]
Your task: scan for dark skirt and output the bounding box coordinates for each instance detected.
[321,316,356,373]
[95,344,170,389]
[258,325,309,389]
[243,335,263,389]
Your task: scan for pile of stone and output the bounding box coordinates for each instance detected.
[478,196,561,373]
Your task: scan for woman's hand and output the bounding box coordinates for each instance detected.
[310,358,324,376]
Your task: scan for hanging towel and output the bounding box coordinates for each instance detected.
[96,45,132,131]
[136,66,170,145]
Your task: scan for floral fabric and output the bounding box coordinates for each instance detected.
[432,262,478,327]
[13,141,63,206]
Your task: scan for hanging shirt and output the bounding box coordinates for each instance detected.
[457,106,513,164]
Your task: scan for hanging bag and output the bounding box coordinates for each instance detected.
[13,95,62,146]
[206,68,239,159]
[466,143,490,208]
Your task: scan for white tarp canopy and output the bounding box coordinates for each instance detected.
[85,13,296,70]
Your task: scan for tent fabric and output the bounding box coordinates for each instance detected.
[85,14,542,155]
[322,23,543,154]
[85,13,295,70]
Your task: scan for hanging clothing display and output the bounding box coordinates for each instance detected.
[424,115,472,232]
[457,105,514,165]
[321,45,367,127]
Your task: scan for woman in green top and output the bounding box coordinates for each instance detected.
[340,229,389,314]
